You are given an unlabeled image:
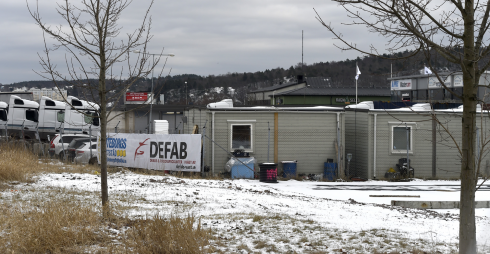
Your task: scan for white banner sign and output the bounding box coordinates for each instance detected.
[429,76,451,88]
[97,133,202,172]
[391,79,412,90]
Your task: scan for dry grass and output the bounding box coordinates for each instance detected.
[0,142,49,182]
[123,214,211,254]
[0,200,110,253]
[0,198,211,253]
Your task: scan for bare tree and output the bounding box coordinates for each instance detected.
[28,0,167,215]
[315,1,490,252]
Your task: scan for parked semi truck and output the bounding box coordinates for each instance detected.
[6,95,39,140]
[63,96,100,135]
[0,94,100,141]
[38,96,66,141]
[0,101,7,137]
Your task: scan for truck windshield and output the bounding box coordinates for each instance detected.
[0,110,6,121]
[26,109,39,122]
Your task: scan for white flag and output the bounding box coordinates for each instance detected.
[424,66,432,75]
[355,65,361,80]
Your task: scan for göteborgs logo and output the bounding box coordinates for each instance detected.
[134,138,150,160]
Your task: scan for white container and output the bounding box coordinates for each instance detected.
[153,120,169,134]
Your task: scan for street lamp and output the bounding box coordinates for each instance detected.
[185,81,187,105]
[133,50,175,133]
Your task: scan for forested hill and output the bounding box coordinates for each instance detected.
[3,49,461,106]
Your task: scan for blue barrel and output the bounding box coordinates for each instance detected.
[324,162,337,181]
[282,161,297,178]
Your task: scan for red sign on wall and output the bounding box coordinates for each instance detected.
[126,92,148,101]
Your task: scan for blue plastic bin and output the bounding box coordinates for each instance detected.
[324,162,337,181]
[231,158,255,179]
[282,161,297,178]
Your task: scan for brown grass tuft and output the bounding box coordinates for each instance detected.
[123,214,211,254]
[0,200,109,253]
[0,142,47,182]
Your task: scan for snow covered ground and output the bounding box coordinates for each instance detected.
[4,169,490,253]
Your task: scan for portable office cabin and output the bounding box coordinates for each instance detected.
[344,101,490,179]
[184,103,345,176]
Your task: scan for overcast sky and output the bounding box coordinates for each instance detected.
[0,0,389,85]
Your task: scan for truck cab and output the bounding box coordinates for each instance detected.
[63,96,100,135]
[0,101,7,137]
[38,96,66,141]
[7,95,39,140]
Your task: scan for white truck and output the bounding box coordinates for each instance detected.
[0,101,7,137]
[6,95,40,140]
[38,96,66,141]
[0,93,100,141]
[63,96,100,135]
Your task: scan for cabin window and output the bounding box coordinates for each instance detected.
[26,109,39,122]
[57,110,65,123]
[391,125,413,154]
[230,124,253,151]
[14,99,24,105]
[0,110,6,121]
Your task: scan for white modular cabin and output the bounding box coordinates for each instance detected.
[38,96,66,141]
[6,95,40,140]
[344,101,490,179]
[63,96,100,135]
[184,103,345,177]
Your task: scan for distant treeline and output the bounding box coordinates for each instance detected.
[4,49,463,106]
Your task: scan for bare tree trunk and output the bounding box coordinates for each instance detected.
[99,66,109,210]
[460,80,478,253]
[459,4,478,252]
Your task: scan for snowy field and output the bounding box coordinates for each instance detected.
[3,169,490,253]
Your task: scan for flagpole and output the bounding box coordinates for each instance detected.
[356,77,358,105]
[356,62,358,104]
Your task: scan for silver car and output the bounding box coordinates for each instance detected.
[74,142,97,164]
[48,133,94,160]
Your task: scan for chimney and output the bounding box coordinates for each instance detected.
[297,75,304,83]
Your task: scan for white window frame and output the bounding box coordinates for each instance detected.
[228,120,255,152]
[389,122,415,154]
